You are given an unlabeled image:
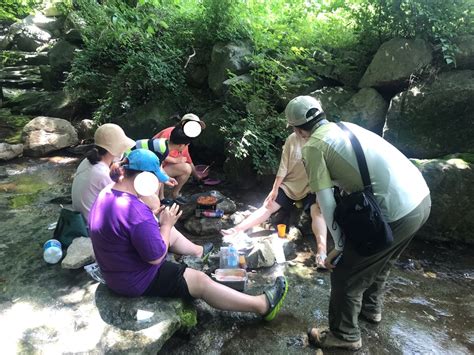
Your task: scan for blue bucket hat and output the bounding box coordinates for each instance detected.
[124,149,169,183]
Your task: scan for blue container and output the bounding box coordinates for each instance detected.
[43,239,63,264]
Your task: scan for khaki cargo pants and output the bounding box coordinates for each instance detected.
[329,195,431,342]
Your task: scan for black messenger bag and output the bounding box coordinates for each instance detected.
[333,123,393,256]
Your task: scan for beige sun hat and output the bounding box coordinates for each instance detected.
[285,96,324,127]
[94,123,135,157]
[181,113,206,129]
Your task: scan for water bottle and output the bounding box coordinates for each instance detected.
[219,247,229,269]
[228,246,239,268]
[43,239,63,264]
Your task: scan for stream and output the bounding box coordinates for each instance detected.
[0,156,473,354]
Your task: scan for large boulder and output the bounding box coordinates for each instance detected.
[339,88,389,134]
[95,283,197,353]
[22,13,64,34]
[63,12,86,45]
[414,155,474,244]
[383,70,474,158]
[454,35,474,70]
[359,38,433,92]
[10,23,52,52]
[22,116,78,156]
[192,107,227,164]
[307,87,356,122]
[208,41,252,96]
[5,90,82,119]
[0,50,49,66]
[45,40,78,89]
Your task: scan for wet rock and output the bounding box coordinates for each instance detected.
[22,116,78,156]
[184,216,225,236]
[246,239,275,269]
[0,142,23,161]
[62,237,95,269]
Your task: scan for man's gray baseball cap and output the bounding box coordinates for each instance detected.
[285,95,324,127]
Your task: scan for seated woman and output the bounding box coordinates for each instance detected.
[71,123,211,260]
[89,149,288,321]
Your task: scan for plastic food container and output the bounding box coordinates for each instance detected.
[213,268,248,291]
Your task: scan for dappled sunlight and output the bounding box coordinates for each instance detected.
[1,298,104,354]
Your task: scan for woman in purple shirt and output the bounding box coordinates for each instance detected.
[89,149,288,321]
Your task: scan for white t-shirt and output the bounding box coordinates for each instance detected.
[71,159,112,222]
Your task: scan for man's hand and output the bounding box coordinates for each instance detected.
[159,203,182,227]
[324,249,343,270]
[315,252,327,268]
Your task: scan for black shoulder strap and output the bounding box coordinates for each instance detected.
[336,122,372,192]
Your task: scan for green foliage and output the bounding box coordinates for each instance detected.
[219,107,288,175]
[66,0,191,122]
[0,0,42,21]
[65,0,474,174]
[351,0,474,65]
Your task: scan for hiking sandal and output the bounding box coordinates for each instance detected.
[263,276,288,321]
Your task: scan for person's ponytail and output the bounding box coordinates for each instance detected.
[110,158,128,182]
[86,145,108,165]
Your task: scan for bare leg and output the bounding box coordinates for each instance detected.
[168,227,202,257]
[310,203,327,265]
[163,163,192,199]
[221,200,282,236]
[184,268,268,313]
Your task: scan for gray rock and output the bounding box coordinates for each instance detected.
[22,13,64,33]
[222,74,253,111]
[308,87,356,122]
[0,143,23,161]
[454,35,474,70]
[12,24,52,52]
[62,237,95,269]
[383,70,474,158]
[0,65,42,89]
[359,38,433,91]
[5,90,79,118]
[0,50,49,66]
[208,41,252,96]
[246,239,276,269]
[184,216,225,236]
[192,107,227,164]
[48,40,78,73]
[340,88,388,134]
[77,119,95,140]
[413,155,474,244]
[22,116,79,156]
[94,284,196,353]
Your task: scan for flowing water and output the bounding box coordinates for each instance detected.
[0,156,473,354]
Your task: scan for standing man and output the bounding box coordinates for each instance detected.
[285,96,431,350]
[154,114,206,204]
[221,131,328,268]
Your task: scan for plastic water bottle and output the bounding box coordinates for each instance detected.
[43,239,63,264]
[228,246,239,268]
[219,247,229,268]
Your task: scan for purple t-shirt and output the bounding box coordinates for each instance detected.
[89,187,167,297]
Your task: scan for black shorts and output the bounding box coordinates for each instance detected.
[143,261,194,302]
[275,188,316,212]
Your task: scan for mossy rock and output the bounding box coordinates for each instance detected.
[0,109,33,144]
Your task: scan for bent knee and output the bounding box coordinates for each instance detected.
[184,269,212,298]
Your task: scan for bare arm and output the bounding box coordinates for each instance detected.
[148,203,182,265]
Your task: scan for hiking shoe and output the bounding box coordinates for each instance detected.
[175,196,189,204]
[360,309,382,323]
[308,328,362,351]
[201,242,214,263]
[263,276,288,321]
